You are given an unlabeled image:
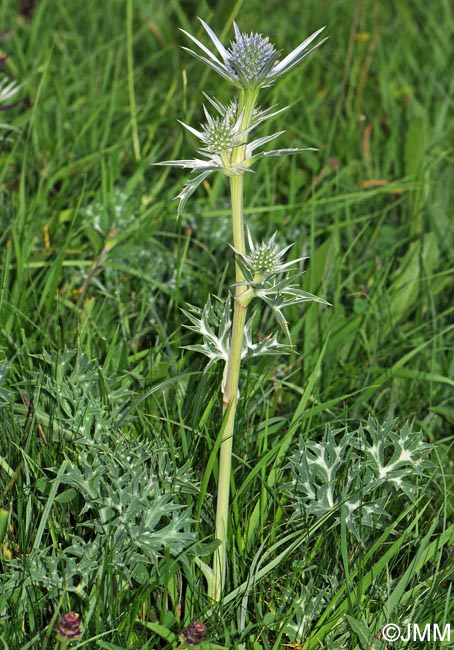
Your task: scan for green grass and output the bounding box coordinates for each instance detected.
[1,0,453,648]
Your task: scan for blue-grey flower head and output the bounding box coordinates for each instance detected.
[181,20,326,90]
[225,31,280,88]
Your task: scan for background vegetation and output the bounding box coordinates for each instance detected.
[0,0,453,648]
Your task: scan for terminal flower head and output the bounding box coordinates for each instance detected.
[181,19,326,90]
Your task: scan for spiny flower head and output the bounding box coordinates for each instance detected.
[236,229,305,284]
[232,229,329,339]
[202,116,236,153]
[225,30,279,88]
[156,100,311,214]
[248,239,281,275]
[181,20,326,90]
[183,103,245,155]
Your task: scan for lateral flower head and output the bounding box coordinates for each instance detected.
[234,228,305,286]
[200,114,237,153]
[181,103,246,158]
[181,20,326,90]
[156,100,312,214]
[232,229,329,339]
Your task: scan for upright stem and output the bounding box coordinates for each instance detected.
[211,176,246,601]
[126,0,140,162]
[211,89,258,602]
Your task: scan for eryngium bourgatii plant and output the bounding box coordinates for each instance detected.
[157,19,327,601]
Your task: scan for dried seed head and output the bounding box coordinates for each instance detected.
[55,612,81,641]
[182,620,207,645]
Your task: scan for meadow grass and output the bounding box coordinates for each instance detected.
[0,0,453,648]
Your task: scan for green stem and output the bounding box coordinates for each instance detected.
[210,89,258,601]
[126,0,141,162]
